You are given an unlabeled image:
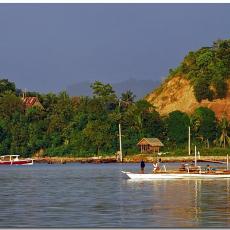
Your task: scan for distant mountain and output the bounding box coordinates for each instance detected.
[66,79,160,99]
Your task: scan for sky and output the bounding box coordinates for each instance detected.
[0,3,230,93]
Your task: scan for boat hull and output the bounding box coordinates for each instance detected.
[121,171,230,179]
[0,160,33,165]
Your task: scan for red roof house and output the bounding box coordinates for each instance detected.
[22,97,44,109]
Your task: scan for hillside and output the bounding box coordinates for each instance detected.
[146,76,230,120]
[146,39,230,120]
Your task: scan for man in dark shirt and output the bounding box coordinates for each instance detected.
[140,160,145,173]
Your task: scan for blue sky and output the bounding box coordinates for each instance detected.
[0,4,230,93]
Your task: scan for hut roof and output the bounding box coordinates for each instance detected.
[22,97,38,106]
[22,96,43,109]
[137,138,164,147]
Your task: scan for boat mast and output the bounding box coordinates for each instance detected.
[188,126,191,155]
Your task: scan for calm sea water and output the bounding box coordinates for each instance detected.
[0,162,229,228]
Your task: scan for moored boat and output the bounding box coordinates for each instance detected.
[122,161,230,180]
[0,155,34,165]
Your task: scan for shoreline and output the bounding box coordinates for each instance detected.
[33,155,228,164]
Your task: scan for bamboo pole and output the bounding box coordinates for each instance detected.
[119,123,122,162]
[188,126,191,156]
[227,154,229,170]
[118,99,123,163]
[195,145,197,167]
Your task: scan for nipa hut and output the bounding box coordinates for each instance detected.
[137,138,164,153]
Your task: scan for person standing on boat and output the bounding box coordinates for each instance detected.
[205,164,212,172]
[140,160,145,173]
[153,159,160,173]
[153,162,158,173]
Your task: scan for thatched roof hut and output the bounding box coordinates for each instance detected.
[137,138,164,153]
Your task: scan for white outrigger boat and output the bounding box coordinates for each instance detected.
[121,168,230,180]
[122,152,230,180]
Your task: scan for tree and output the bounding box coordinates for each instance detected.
[191,107,217,146]
[0,94,24,120]
[39,93,58,114]
[213,39,230,68]
[130,100,162,138]
[121,90,136,105]
[0,79,16,95]
[165,110,190,145]
[83,119,112,154]
[90,81,117,112]
[90,81,116,102]
[128,100,154,136]
[196,49,213,68]
[218,115,230,148]
[0,118,10,154]
[193,78,213,102]
[181,51,197,74]
[212,78,228,99]
[25,107,48,153]
[8,112,30,156]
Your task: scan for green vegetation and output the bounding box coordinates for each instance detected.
[0,78,229,158]
[164,147,230,157]
[165,111,190,144]
[168,39,230,102]
[2,38,230,158]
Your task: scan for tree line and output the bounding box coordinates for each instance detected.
[0,79,229,158]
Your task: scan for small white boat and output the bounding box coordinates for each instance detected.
[0,155,34,165]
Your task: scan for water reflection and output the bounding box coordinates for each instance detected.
[0,164,229,228]
[124,178,230,227]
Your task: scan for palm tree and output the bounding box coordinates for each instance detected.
[218,115,230,148]
[121,90,136,105]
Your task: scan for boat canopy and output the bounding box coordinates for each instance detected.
[0,155,20,157]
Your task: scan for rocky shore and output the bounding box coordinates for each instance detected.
[33,154,228,164]
[33,156,117,164]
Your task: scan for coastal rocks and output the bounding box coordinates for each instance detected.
[33,156,117,164]
[33,155,228,164]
